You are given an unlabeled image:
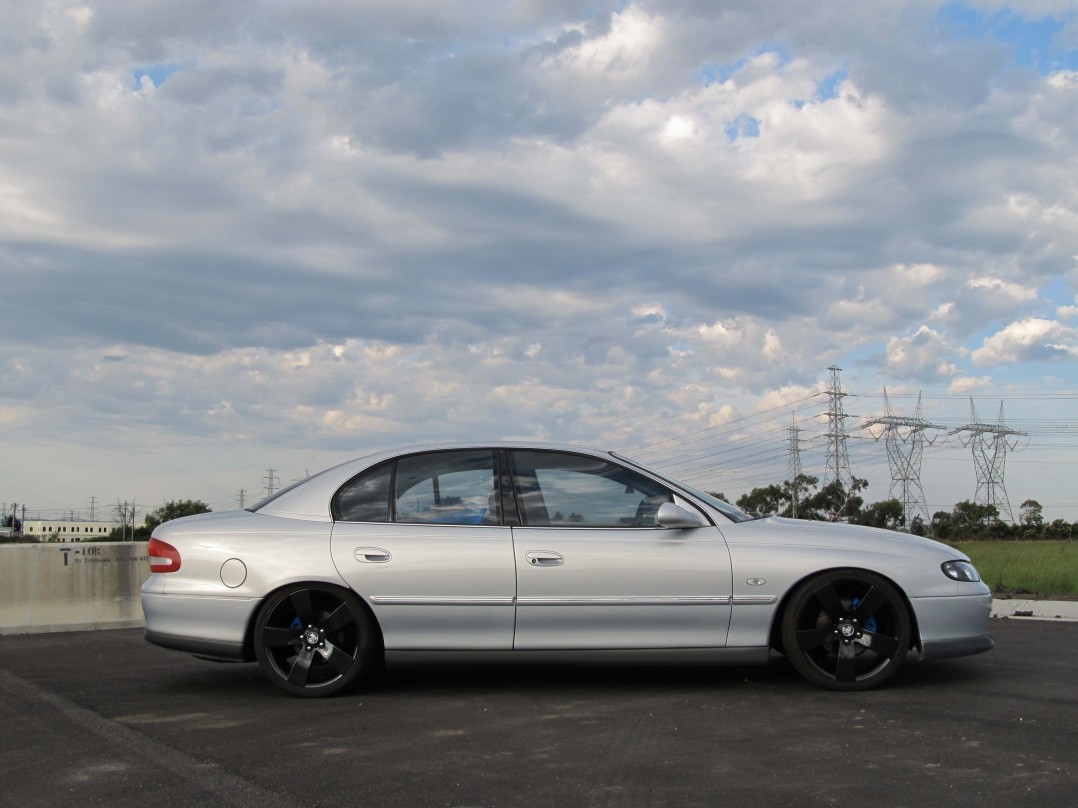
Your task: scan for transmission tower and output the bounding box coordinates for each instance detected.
[949,400,1027,523]
[823,366,854,489]
[863,390,942,530]
[786,413,804,518]
[263,469,279,499]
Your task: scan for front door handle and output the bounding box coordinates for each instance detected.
[525,551,564,567]
[354,547,392,563]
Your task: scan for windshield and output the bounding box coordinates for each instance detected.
[608,451,755,523]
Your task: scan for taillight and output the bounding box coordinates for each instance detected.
[148,537,182,573]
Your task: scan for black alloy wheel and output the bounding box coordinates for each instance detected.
[781,569,912,691]
[254,584,376,697]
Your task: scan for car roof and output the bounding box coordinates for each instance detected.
[254,442,618,521]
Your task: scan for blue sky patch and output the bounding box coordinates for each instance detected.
[816,65,849,100]
[698,44,792,87]
[725,113,761,142]
[937,3,1077,74]
[133,63,182,89]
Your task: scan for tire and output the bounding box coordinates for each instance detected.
[254,583,377,697]
[781,569,911,692]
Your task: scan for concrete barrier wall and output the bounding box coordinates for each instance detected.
[0,543,150,635]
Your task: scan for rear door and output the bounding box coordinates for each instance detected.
[330,449,516,650]
[508,450,732,650]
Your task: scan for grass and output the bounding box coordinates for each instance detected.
[945,540,1078,598]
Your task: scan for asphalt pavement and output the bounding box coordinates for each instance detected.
[1,618,1075,808]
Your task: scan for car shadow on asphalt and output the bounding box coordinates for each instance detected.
[149,652,992,701]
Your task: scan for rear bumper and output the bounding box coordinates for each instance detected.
[144,630,250,661]
[141,591,259,662]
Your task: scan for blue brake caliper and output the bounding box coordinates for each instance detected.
[852,597,877,633]
[290,616,303,632]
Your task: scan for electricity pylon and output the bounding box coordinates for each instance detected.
[823,366,854,489]
[949,400,1026,524]
[786,413,804,518]
[863,390,942,530]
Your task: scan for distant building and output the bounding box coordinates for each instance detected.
[22,519,123,542]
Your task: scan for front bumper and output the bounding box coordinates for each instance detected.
[910,591,994,662]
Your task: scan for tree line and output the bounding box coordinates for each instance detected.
[109,499,212,540]
[717,475,1077,540]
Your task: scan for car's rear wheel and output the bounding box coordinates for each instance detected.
[254,584,376,697]
[781,569,911,691]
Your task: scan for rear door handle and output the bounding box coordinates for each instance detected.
[525,551,564,567]
[354,547,392,563]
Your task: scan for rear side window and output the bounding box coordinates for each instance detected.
[334,450,499,525]
[335,462,392,522]
[395,451,497,525]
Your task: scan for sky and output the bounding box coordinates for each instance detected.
[1,0,1076,525]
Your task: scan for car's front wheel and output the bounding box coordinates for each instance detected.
[254,584,376,697]
[781,569,912,691]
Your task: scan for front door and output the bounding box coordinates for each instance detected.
[508,450,732,650]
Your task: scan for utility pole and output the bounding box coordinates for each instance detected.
[237,489,247,509]
[863,390,942,530]
[823,366,854,489]
[949,400,1026,524]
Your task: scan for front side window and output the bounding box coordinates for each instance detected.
[510,451,672,528]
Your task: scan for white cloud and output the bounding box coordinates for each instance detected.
[967,277,1038,305]
[0,0,1076,517]
[885,326,959,379]
[971,318,1078,365]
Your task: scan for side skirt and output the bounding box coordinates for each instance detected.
[384,647,770,668]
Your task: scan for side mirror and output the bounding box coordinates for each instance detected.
[656,502,709,529]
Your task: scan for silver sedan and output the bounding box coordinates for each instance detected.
[142,443,993,696]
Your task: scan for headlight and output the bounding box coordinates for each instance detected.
[942,560,981,583]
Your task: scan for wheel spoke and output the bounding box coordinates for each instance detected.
[322,641,356,675]
[262,626,297,648]
[289,589,315,625]
[797,627,834,652]
[813,582,847,622]
[321,603,356,635]
[835,642,857,682]
[859,629,899,659]
[852,586,887,622]
[287,646,316,686]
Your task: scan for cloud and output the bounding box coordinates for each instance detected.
[971,317,1078,364]
[0,0,1076,515]
[885,326,960,380]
